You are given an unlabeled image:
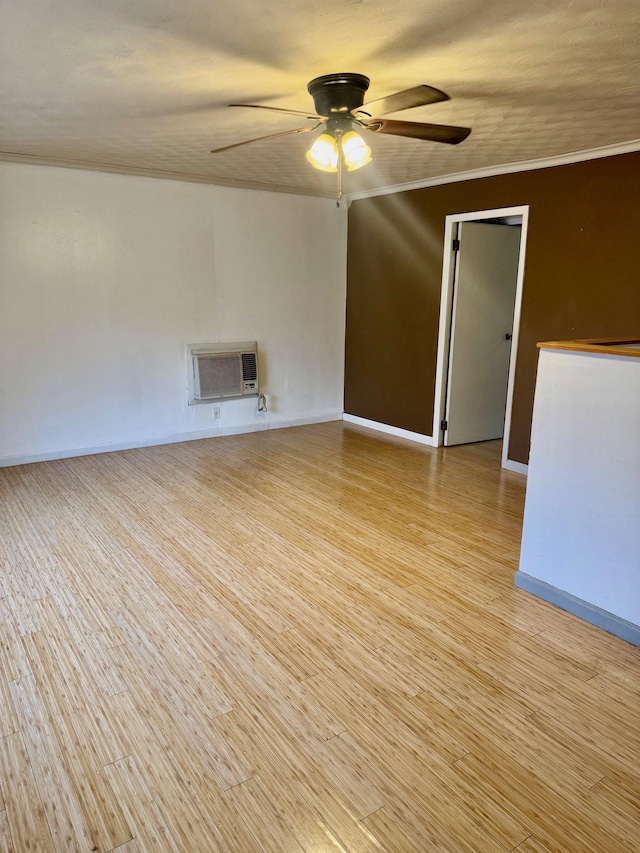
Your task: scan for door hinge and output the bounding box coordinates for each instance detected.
[441,419,448,431]
[452,239,460,252]
[505,333,513,340]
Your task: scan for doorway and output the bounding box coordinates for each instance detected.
[432,206,529,472]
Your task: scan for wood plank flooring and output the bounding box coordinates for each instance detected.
[0,422,638,852]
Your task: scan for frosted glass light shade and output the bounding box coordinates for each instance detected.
[341,131,372,171]
[306,133,339,172]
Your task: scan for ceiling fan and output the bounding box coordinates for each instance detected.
[212,73,471,198]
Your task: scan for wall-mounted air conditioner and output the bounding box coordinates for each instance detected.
[187,341,259,404]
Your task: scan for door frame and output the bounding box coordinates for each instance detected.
[432,205,530,472]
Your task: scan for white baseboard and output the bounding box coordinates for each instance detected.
[343,414,436,446]
[0,412,343,468]
[504,459,529,475]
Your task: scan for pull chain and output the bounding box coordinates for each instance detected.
[335,128,343,208]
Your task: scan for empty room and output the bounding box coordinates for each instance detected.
[1,1,639,851]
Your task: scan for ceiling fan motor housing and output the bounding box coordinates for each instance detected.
[307,73,370,117]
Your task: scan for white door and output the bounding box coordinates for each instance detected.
[444,221,521,446]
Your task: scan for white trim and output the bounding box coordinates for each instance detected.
[438,206,529,224]
[343,414,436,446]
[0,152,336,199]
[348,139,640,201]
[5,141,639,204]
[505,459,528,475]
[0,412,343,468]
[432,206,530,473]
[432,216,458,442]
[501,208,529,469]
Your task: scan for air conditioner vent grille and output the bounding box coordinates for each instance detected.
[242,352,258,382]
[198,354,241,398]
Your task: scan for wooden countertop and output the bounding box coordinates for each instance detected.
[537,337,640,358]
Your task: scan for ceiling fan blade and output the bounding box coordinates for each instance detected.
[229,104,323,121]
[366,119,471,145]
[211,125,317,154]
[358,85,449,117]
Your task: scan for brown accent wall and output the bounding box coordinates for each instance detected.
[345,151,640,464]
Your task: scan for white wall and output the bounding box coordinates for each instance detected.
[518,348,640,627]
[0,162,347,464]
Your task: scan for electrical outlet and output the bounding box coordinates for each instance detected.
[213,406,221,420]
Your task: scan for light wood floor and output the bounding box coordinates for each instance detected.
[0,423,638,852]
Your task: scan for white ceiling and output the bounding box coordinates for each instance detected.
[2,0,639,197]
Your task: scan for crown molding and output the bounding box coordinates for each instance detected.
[3,138,639,202]
[347,139,640,201]
[0,151,336,199]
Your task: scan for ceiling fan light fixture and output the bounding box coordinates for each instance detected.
[341,130,372,171]
[217,74,471,198]
[306,133,339,172]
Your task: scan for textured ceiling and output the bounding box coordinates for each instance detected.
[1,0,639,197]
